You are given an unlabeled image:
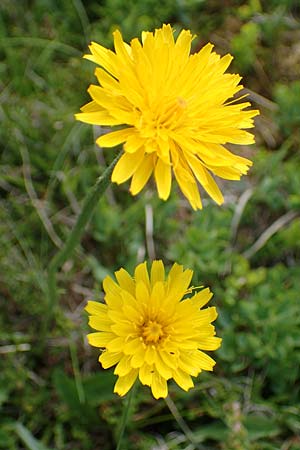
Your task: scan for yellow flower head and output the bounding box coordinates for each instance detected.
[76,24,259,210]
[85,260,221,399]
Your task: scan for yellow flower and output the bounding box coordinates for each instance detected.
[85,260,221,399]
[76,24,259,210]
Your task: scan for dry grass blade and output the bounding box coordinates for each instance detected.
[243,210,299,259]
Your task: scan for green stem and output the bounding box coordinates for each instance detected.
[116,387,135,450]
[164,395,205,450]
[47,152,121,320]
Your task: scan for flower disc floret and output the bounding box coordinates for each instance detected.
[76,24,259,210]
[85,260,222,399]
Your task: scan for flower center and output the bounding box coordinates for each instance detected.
[141,320,165,344]
[138,97,187,139]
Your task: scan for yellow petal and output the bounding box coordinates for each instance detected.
[158,350,178,370]
[97,128,134,148]
[197,306,218,324]
[160,24,174,45]
[87,332,115,348]
[95,67,119,91]
[167,267,193,302]
[124,338,144,355]
[190,288,213,309]
[84,41,118,77]
[179,352,203,375]
[194,350,216,371]
[197,142,251,167]
[99,351,122,369]
[198,336,222,350]
[144,345,156,365]
[174,338,199,350]
[153,352,173,379]
[149,281,165,314]
[156,137,171,164]
[114,268,135,294]
[178,353,199,376]
[209,165,242,180]
[107,308,125,323]
[134,262,150,289]
[103,277,123,309]
[199,168,224,205]
[112,147,145,184]
[85,301,107,315]
[104,292,122,310]
[135,281,150,312]
[173,368,194,391]
[150,371,168,399]
[150,260,165,286]
[130,154,155,195]
[167,262,183,280]
[123,133,144,153]
[186,153,210,185]
[106,336,126,352]
[113,29,132,63]
[110,320,136,337]
[122,293,144,322]
[89,315,112,332]
[75,111,121,126]
[80,100,101,113]
[130,345,146,368]
[174,29,192,59]
[218,53,233,74]
[139,363,153,386]
[114,355,132,376]
[173,162,202,210]
[196,325,215,338]
[114,369,138,396]
[154,158,172,200]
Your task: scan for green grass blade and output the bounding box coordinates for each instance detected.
[14,423,52,450]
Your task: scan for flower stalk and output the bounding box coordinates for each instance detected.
[46,151,121,321]
[116,385,136,450]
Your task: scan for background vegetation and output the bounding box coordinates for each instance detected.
[1,0,300,449]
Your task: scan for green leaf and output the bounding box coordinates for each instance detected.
[53,368,116,409]
[53,369,82,411]
[244,415,281,441]
[194,421,228,442]
[83,371,116,405]
[0,425,15,449]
